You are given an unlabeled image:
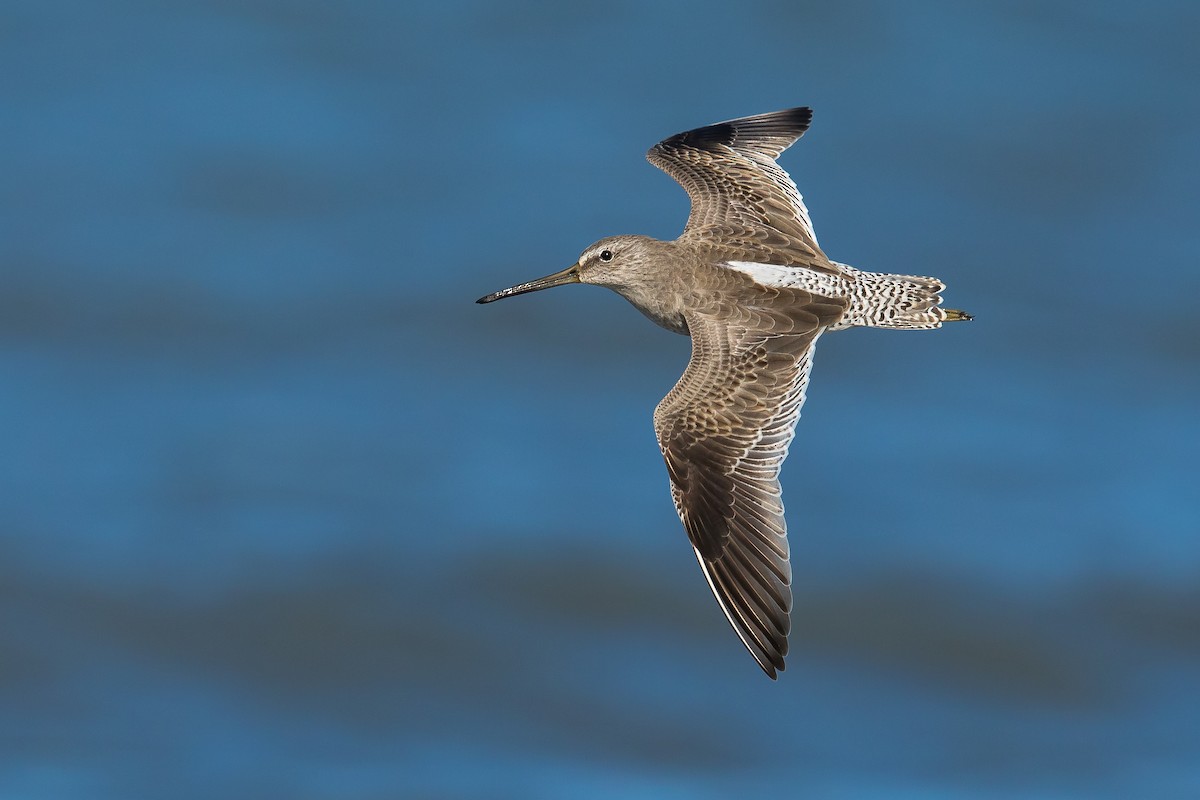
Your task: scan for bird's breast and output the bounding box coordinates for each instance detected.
[611,280,691,335]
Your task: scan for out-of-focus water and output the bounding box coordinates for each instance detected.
[2,1,1198,797]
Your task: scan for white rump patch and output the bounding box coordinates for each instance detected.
[722,261,800,287]
[723,260,851,297]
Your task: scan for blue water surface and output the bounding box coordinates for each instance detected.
[2,1,1198,797]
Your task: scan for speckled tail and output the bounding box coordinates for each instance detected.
[842,267,954,330]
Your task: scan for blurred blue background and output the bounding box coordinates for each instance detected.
[2,1,1198,797]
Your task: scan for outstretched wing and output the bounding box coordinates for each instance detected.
[647,107,828,267]
[653,288,840,678]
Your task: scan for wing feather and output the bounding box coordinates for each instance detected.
[654,302,836,678]
[647,107,831,269]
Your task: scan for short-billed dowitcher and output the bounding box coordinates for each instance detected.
[478,107,970,678]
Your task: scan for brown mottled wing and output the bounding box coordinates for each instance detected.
[647,107,829,268]
[654,280,844,678]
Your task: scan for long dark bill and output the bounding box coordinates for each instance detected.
[476,264,580,304]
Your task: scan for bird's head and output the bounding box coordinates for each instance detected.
[475,235,660,304]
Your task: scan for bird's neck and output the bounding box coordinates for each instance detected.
[608,240,692,335]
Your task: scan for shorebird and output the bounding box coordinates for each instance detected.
[477,107,970,678]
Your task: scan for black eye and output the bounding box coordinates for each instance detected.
[599,249,613,262]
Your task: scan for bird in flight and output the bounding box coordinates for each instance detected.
[478,107,970,678]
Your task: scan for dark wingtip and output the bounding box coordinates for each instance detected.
[659,106,814,153]
[667,120,735,152]
[766,105,813,136]
[756,653,785,680]
[790,106,814,127]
